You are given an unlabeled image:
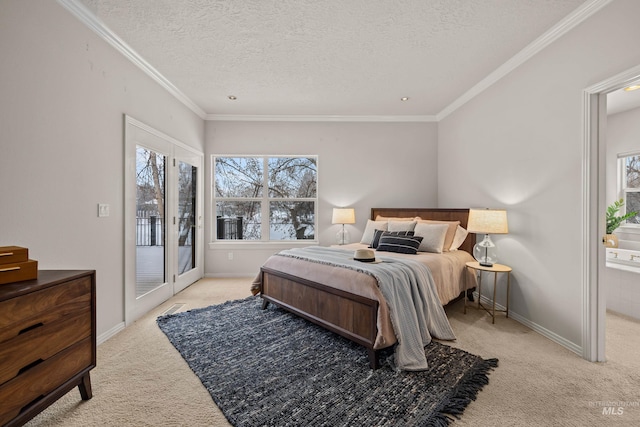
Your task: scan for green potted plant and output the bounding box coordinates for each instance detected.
[604,199,638,247]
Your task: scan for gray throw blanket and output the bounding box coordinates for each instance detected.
[276,246,456,371]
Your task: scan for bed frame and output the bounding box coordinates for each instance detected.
[259,208,475,369]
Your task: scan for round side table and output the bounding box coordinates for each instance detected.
[464,261,512,324]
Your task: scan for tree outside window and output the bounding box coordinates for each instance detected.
[214,156,317,240]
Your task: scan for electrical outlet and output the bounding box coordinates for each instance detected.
[228,252,233,260]
[98,203,110,217]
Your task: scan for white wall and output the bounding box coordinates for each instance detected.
[438,0,640,351]
[205,120,438,276]
[0,0,204,337]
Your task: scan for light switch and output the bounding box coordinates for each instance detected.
[98,203,110,217]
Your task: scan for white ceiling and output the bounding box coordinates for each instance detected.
[608,87,640,116]
[76,0,608,118]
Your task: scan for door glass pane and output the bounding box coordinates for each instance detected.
[136,146,166,297]
[178,161,196,275]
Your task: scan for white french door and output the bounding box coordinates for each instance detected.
[173,145,203,293]
[124,116,203,324]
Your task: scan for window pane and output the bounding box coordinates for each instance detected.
[215,157,263,197]
[268,157,317,198]
[626,155,640,189]
[626,192,640,225]
[270,201,315,240]
[216,201,261,240]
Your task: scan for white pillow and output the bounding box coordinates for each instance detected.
[360,220,388,245]
[416,219,459,252]
[388,221,417,232]
[413,223,449,253]
[449,225,469,251]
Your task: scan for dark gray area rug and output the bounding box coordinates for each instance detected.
[157,297,498,427]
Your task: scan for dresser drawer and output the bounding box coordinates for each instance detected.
[0,337,93,426]
[0,309,91,385]
[0,276,91,344]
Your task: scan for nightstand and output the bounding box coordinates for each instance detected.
[464,261,512,324]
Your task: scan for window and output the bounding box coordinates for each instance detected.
[213,156,317,241]
[618,152,640,226]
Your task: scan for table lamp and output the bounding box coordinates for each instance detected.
[332,208,356,245]
[466,208,509,267]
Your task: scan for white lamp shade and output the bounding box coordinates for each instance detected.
[332,208,356,225]
[467,209,508,234]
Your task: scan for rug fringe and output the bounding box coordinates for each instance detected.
[431,358,499,426]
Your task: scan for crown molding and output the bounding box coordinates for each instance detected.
[58,0,613,124]
[205,114,437,122]
[437,0,614,121]
[57,0,207,120]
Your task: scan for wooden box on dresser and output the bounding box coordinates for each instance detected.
[0,270,96,427]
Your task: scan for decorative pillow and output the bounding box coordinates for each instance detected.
[449,225,469,251]
[413,223,449,253]
[388,221,417,232]
[360,220,388,245]
[416,219,460,252]
[376,233,424,255]
[369,230,414,249]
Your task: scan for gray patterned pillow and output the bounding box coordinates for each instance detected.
[369,230,414,249]
[376,233,423,254]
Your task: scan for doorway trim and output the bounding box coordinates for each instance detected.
[583,64,640,362]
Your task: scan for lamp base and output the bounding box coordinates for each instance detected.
[473,234,498,267]
[336,227,350,245]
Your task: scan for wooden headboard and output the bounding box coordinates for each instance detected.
[370,208,475,254]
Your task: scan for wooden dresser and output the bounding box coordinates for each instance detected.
[0,270,96,427]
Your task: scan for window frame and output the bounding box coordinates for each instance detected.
[617,151,640,232]
[211,154,319,243]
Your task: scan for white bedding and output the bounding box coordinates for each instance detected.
[340,243,477,305]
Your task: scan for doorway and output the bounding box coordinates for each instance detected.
[124,115,204,324]
[583,65,640,362]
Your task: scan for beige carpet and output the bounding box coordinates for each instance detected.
[26,278,640,426]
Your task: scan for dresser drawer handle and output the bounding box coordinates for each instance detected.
[0,266,20,272]
[18,358,44,375]
[19,322,44,335]
[0,252,13,257]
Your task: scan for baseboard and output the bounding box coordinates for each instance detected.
[474,292,582,356]
[97,321,125,345]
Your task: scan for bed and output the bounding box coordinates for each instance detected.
[254,208,477,369]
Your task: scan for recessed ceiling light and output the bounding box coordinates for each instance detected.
[228,95,237,100]
[623,85,640,92]
[400,97,409,101]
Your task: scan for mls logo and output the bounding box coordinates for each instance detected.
[602,407,624,415]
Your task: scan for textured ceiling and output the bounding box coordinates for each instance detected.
[79,0,589,117]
